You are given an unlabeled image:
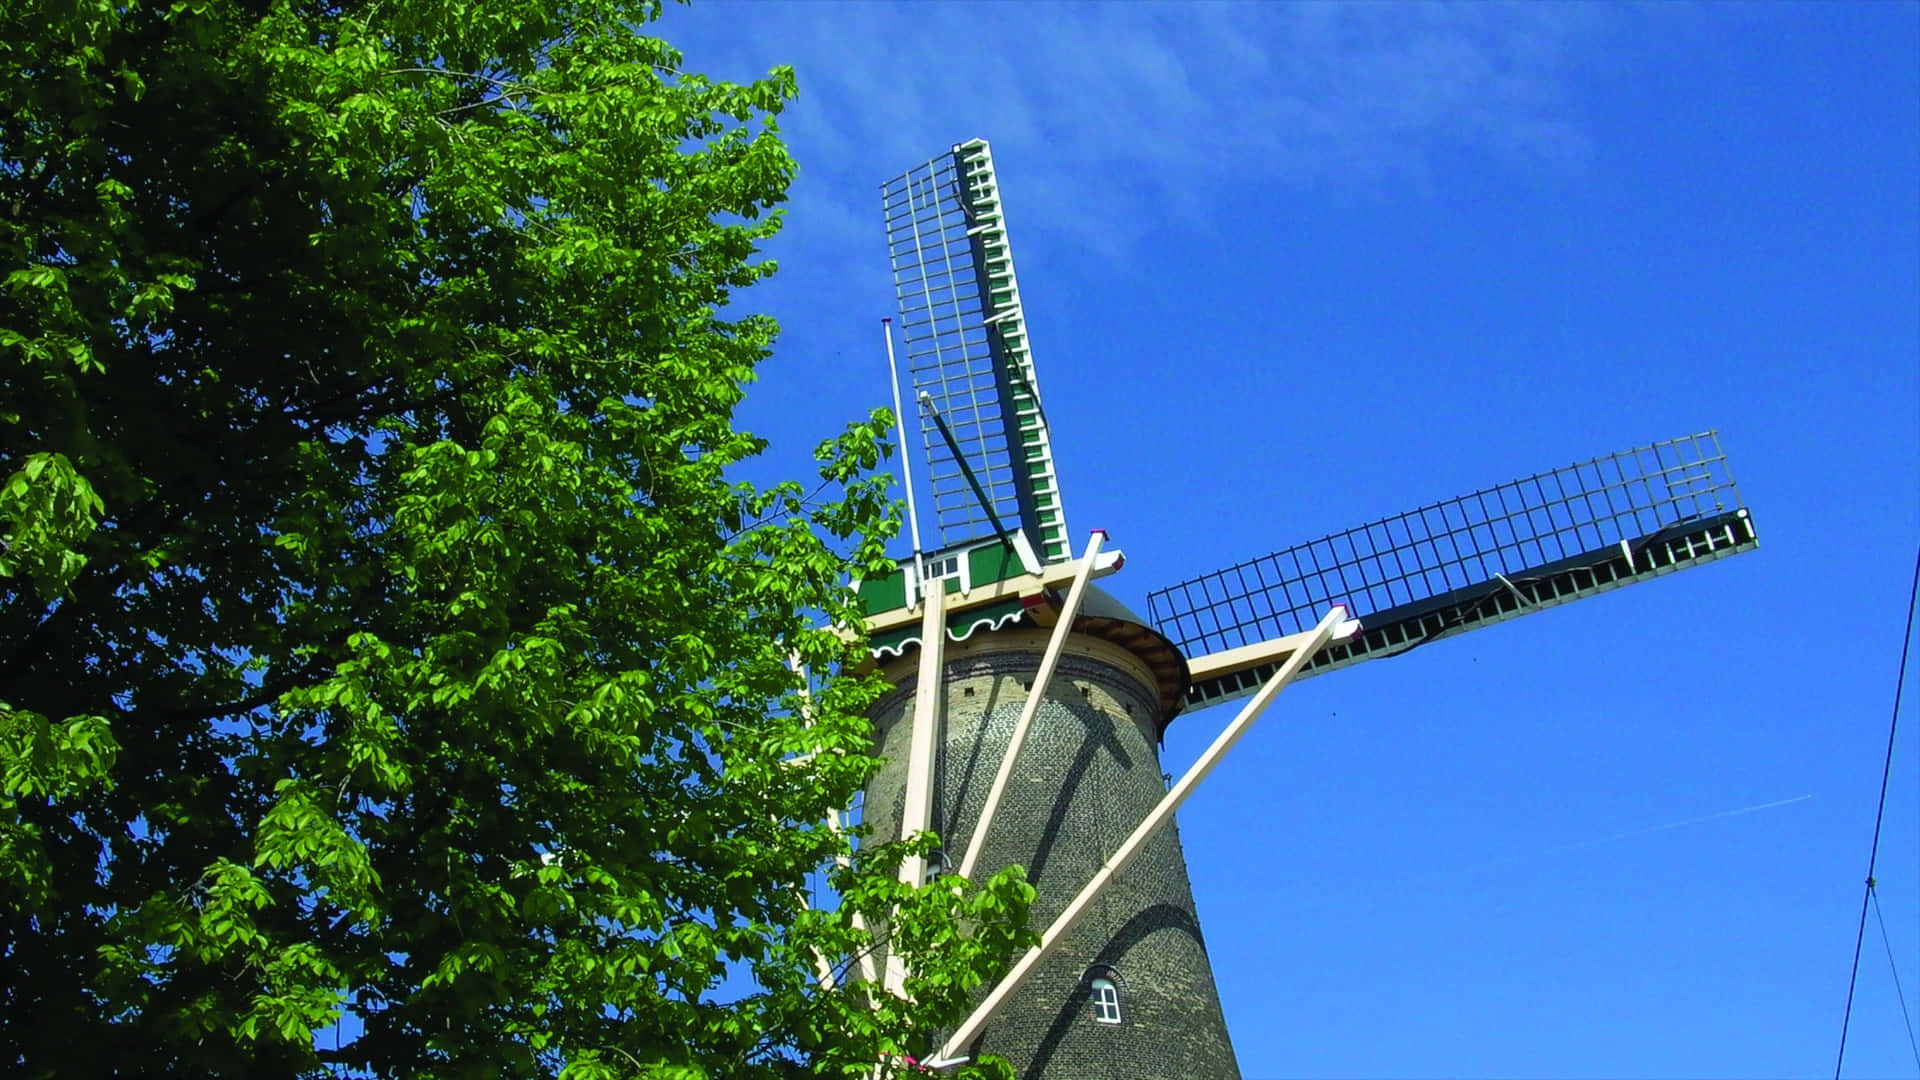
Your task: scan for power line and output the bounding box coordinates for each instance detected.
[1833,542,1920,1080]
[1871,888,1920,1071]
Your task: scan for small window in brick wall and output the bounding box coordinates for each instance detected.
[1085,968,1123,1025]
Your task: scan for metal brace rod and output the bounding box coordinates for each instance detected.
[884,582,947,998]
[919,390,1017,552]
[936,606,1355,1061]
[1493,571,1533,609]
[956,530,1106,881]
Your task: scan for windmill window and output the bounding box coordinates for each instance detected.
[1089,977,1122,1024]
[923,555,961,581]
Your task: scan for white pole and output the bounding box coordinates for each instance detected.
[936,606,1353,1061]
[882,318,927,605]
[884,582,947,997]
[955,530,1105,881]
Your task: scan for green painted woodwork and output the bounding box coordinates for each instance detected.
[856,536,1035,623]
[952,140,1073,565]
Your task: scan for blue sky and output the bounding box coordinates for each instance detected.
[665,4,1919,1076]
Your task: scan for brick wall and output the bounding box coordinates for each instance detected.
[866,631,1241,1079]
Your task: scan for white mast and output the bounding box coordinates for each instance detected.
[882,317,927,604]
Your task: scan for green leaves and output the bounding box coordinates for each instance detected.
[0,1,1026,1076]
[254,779,382,920]
[0,706,117,800]
[0,451,105,594]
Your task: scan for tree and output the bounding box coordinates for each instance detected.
[0,1,1032,1075]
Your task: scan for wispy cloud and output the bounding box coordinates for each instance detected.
[674,2,1608,265]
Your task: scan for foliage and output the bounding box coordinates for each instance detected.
[0,0,1032,1075]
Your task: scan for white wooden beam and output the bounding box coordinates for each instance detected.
[793,885,839,992]
[935,606,1355,1061]
[820,806,880,988]
[956,531,1105,881]
[783,655,851,993]
[1184,614,1366,684]
[884,583,947,997]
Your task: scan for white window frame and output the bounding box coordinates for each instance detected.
[1089,976,1121,1024]
[911,552,966,604]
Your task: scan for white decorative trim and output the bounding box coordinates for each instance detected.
[867,606,1028,662]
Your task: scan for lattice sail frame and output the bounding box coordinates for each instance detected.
[882,139,1071,564]
[1147,432,1759,710]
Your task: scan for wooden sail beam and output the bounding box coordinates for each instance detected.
[956,530,1106,881]
[884,584,948,998]
[931,606,1357,1065]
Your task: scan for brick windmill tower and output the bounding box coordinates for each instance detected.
[852,139,1758,1078]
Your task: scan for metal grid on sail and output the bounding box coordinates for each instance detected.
[881,140,1070,562]
[1147,432,1754,660]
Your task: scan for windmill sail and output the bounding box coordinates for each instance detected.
[1146,432,1759,711]
[882,139,1070,564]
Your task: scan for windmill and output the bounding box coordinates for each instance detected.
[851,138,1758,1078]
